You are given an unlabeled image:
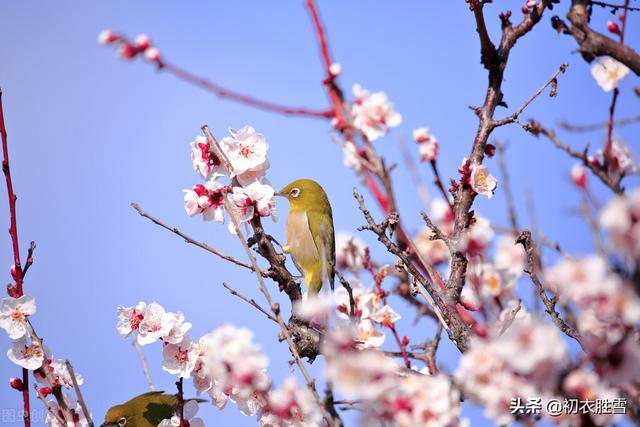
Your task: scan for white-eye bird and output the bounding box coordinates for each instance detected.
[276,179,335,294]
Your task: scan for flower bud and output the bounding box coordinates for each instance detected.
[10,265,19,281]
[39,387,52,397]
[9,378,23,391]
[607,21,621,35]
[570,164,587,188]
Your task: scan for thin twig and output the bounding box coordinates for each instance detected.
[398,137,430,208]
[131,203,266,275]
[201,125,334,425]
[0,88,31,427]
[516,230,584,349]
[590,0,640,11]
[65,360,94,427]
[494,64,568,127]
[558,115,640,132]
[496,143,519,233]
[223,282,278,323]
[132,340,155,391]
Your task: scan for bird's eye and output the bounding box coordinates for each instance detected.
[290,188,300,198]
[118,417,127,427]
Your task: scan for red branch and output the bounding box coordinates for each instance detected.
[0,90,31,425]
[161,61,334,119]
[604,0,630,168]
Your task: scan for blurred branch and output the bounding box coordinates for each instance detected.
[559,115,640,132]
[223,282,278,323]
[132,340,155,391]
[496,143,519,233]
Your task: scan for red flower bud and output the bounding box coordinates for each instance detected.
[521,6,530,13]
[607,21,621,34]
[10,265,19,281]
[39,387,52,397]
[6,284,19,298]
[484,144,496,158]
[9,378,23,391]
[401,336,410,346]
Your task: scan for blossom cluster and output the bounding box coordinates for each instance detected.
[1,294,87,426]
[98,30,161,64]
[116,302,323,425]
[183,126,276,233]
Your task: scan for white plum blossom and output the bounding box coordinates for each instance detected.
[45,393,88,427]
[162,311,193,345]
[49,359,83,389]
[460,216,494,256]
[356,319,385,349]
[342,140,365,173]
[334,279,373,320]
[136,302,173,345]
[362,373,466,427]
[293,293,334,322]
[335,232,367,272]
[413,127,439,161]
[351,84,402,141]
[227,181,276,233]
[470,164,497,198]
[260,378,323,427]
[158,400,205,427]
[326,348,399,400]
[594,138,637,180]
[7,336,44,370]
[190,135,223,179]
[220,126,269,185]
[199,324,270,404]
[183,179,227,223]
[116,301,146,337]
[457,318,567,424]
[591,56,630,92]
[162,335,198,378]
[0,295,36,339]
[370,304,401,327]
[600,187,640,258]
[494,236,525,277]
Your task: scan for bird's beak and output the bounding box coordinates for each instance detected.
[274,190,284,197]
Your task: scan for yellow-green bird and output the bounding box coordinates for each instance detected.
[102,391,204,427]
[277,179,335,294]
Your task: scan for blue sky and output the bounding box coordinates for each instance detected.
[0,1,638,426]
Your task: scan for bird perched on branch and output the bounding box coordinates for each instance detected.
[277,179,335,294]
[102,391,205,427]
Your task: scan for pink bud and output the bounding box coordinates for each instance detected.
[143,47,161,63]
[571,164,587,188]
[329,63,342,77]
[607,21,621,34]
[10,265,19,281]
[97,30,120,45]
[6,284,19,298]
[116,43,139,60]
[9,378,23,391]
[401,336,410,346]
[39,387,52,397]
[526,0,537,7]
[521,6,530,13]
[135,34,151,51]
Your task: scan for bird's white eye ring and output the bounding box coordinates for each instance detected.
[118,417,127,427]
[290,188,300,198]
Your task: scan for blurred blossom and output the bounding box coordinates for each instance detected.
[335,232,367,272]
[591,56,630,92]
[351,84,402,141]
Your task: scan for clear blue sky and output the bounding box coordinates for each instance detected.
[1,1,638,426]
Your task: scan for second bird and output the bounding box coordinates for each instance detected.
[277,179,335,294]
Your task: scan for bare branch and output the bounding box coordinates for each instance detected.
[132,340,155,391]
[516,230,584,349]
[64,361,94,427]
[223,282,278,323]
[496,143,519,233]
[559,115,640,132]
[131,203,266,275]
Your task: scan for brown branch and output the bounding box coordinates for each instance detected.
[131,203,266,275]
[223,282,278,323]
[64,360,93,427]
[493,63,568,127]
[496,143,519,233]
[447,0,553,310]
[559,115,640,132]
[515,230,584,349]
[567,0,640,75]
[200,126,333,425]
[590,0,640,11]
[335,270,356,317]
[520,119,624,193]
[353,189,470,352]
[0,88,31,427]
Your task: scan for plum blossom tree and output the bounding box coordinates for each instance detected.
[3,1,640,426]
